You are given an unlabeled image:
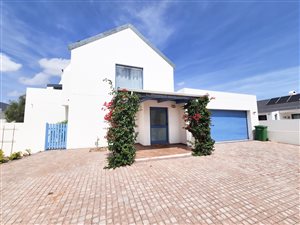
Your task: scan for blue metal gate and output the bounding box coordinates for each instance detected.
[45,123,67,150]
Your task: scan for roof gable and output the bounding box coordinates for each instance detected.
[68,24,175,68]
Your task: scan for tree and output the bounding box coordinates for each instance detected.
[5,95,26,122]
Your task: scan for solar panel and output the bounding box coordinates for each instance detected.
[287,94,300,103]
[267,97,279,105]
[276,96,290,104]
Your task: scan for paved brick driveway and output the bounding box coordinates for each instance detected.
[1,141,299,225]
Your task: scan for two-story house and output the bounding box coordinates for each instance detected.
[23,24,258,153]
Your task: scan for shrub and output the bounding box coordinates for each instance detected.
[58,120,68,124]
[183,95,215,156]
[0,149,4,159]
[9,151,22,160]
[0,150,9,163]
[102,79,140,168]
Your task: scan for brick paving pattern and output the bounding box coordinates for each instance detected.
[136,146,190,158]
[1,141,299,225]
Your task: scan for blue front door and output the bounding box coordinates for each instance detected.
[150,107,169,144]
[210,110,248,142]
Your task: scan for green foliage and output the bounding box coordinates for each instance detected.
[103,79,140,168]
[5,95,26,122]
[0,150,4,159]
[9,151,22,160]
[0,150,9,163]
[183,95,215,156]
[58,120,68,124]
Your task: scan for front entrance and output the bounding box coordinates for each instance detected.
[150,107,169,144]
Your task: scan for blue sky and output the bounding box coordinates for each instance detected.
[1,1,299,103]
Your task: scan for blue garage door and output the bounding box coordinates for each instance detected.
[210,110,248,142]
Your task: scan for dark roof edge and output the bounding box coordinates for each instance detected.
[47,84,63,90]
[127,88,203,98]
[68,24,175,68]
[257,93,300,102]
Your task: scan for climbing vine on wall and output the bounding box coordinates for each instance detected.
[183,95,215,156]
[102,79,140,168]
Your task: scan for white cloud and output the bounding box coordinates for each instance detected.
[19,57,69,86]
[209,66,300,99]
[116,2,174,48]
[0,53,22,72]
[177,81,185,86]
[19,72,50,86]
[39,58,70,76]
[135,2,174,47]
[7,90,24,97]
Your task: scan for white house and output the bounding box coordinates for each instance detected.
[257,94,300,121]
[3,24,259,155]
[257,94,300,145]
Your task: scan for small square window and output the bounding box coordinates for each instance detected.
[258,115,267,121]
[115,64,143,90]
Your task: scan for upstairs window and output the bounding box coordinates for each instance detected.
[115,64,143,90]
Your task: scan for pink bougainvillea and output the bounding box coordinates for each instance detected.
[183,95,215,156]
[102,79,140,168]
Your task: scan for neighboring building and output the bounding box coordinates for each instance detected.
[7,24,258,154]
[257,94,300,121]
[0,102,9,120]
[257,94,300,146]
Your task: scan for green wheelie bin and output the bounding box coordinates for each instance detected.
[254,125,268,141]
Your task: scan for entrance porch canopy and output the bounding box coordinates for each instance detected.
[127,89,203,104]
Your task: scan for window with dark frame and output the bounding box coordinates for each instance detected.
[258,115,267,121]
[291,113,300,119]
[115,64,143,90]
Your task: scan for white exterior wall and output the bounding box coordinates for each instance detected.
[270,111,280,120]
[0,122,27,156]
[136,101,186,146]
[260,120,300,145]
[66,94,109,149]
[60,28,174,149]
[61,28,174,96]
[178,88,259,140]
[23,88,66,152]
[279,109,300,120]
[259,109,300,121]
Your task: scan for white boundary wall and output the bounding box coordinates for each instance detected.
[0,122,27,156]
[260,120,300,145]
